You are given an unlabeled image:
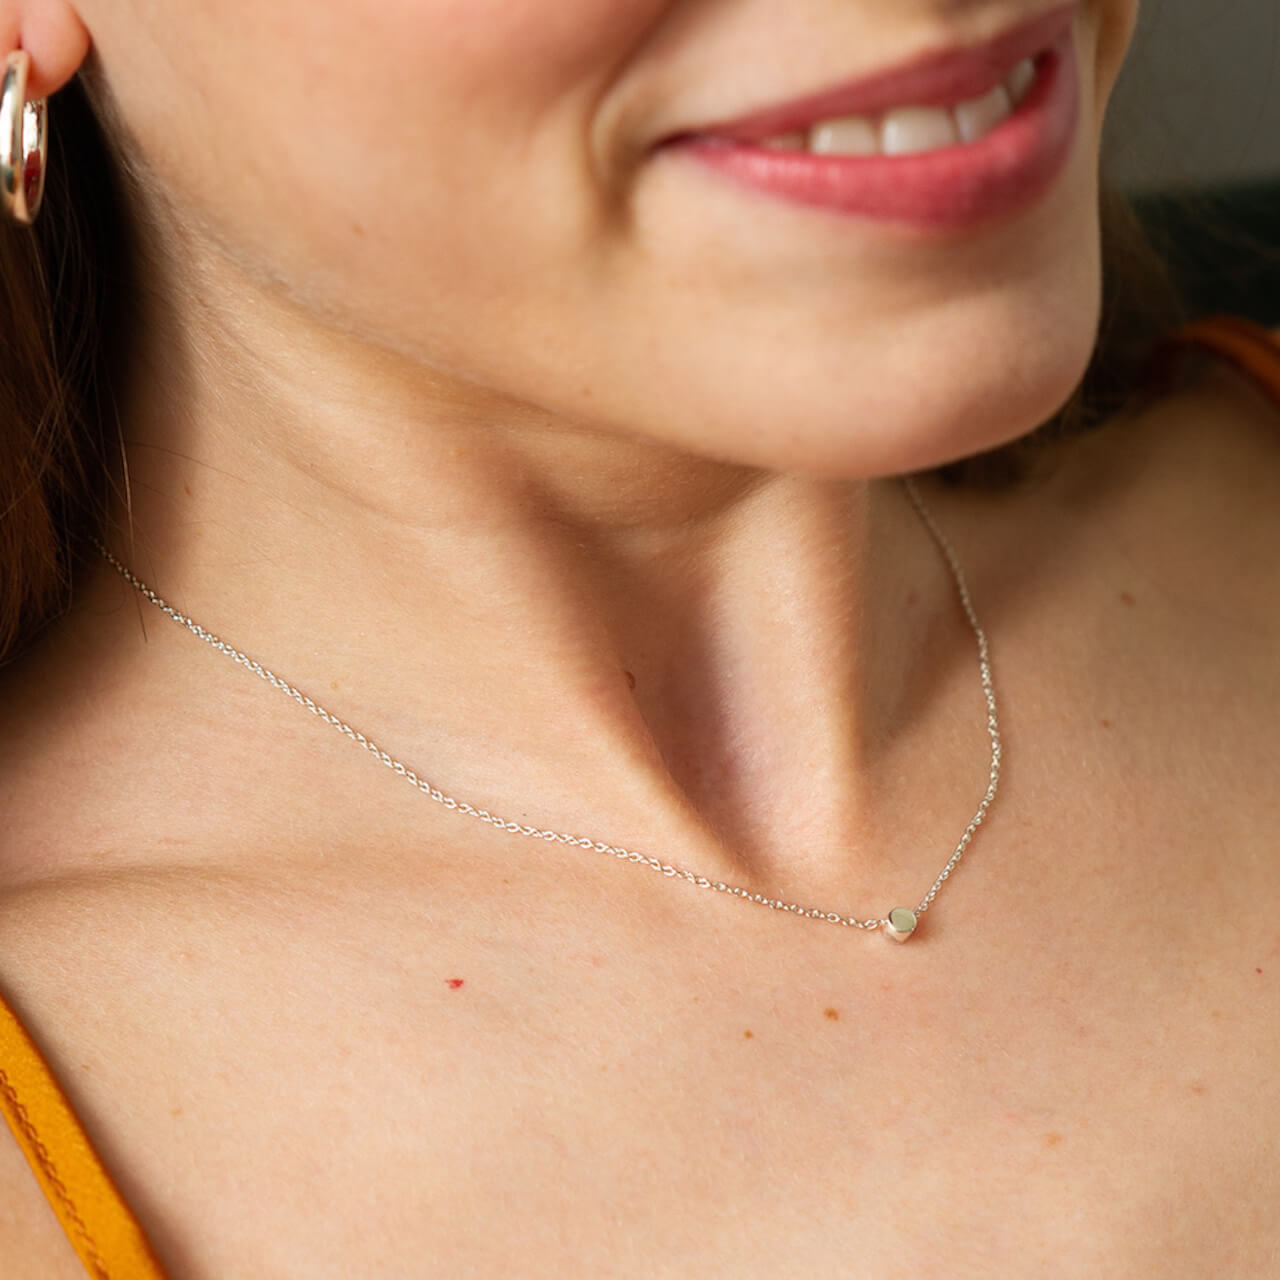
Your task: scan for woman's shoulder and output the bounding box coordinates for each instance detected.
[924,343,1280,832]
[937,332,1280,638]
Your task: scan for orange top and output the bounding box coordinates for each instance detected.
[1,315,1278,1280]
[0,987,169,1278]
[1150,312,1280,403]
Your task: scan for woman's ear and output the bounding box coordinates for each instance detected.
[1,0,89,98]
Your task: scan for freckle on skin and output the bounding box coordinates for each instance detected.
[1258,968,1264,975]
[624,670,636,690]
[445,978,464,989]
[1045,1132,1063,1148]
[824,1008,839,1021]
[1100,718,1112,729]
[1190,1081,1208,1096]
[1120,591,1136,607]
[183,483,193,496]
[330,680,339,691]
[743,1030,753,1039]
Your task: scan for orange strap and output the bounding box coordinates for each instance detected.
[0,987,169,1280]
[1153,313,1280,406]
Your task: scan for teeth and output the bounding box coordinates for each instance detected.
[756,53,1040,155]
[952,84,1013,145]
[809,115,878,156]
[1006,57,1036,105]
[880,105,957,156]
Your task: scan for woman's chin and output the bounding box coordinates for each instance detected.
[607,314,1101,481]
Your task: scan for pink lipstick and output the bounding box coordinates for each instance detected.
[657,5,1081,231]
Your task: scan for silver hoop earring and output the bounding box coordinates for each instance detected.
[1,51,48,225]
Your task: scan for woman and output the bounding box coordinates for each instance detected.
[0,0,1277,1274]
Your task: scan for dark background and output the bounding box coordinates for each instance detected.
[1105,0,1279,325]
[1107,0,1280,192]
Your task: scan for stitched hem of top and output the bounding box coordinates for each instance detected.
[0,1065,113,1280]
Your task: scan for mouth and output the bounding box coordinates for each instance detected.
[653,4,1081,231]
[658,3,1077,155]
[728,53,1039,160]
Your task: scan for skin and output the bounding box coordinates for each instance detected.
[1,0,1279,1275]
[8,0,1135,881]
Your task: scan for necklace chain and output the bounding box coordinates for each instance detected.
[94,476,1001,939]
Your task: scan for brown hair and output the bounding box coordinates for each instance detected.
[1,70,134,663]
[0,75,1186,668]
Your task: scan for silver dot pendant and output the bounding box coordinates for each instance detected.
[885,907,919,942]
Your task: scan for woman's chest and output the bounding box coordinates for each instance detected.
[4,855,1278,1280]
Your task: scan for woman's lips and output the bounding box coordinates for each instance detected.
[653,4,1082,232]
[664,4,1078,144]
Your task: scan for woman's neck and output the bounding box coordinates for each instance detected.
[86,244,979,897]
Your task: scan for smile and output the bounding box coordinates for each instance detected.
[757,56,1037,157]
[657,5,1082,231]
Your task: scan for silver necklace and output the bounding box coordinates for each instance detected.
[95,476,1000,943]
